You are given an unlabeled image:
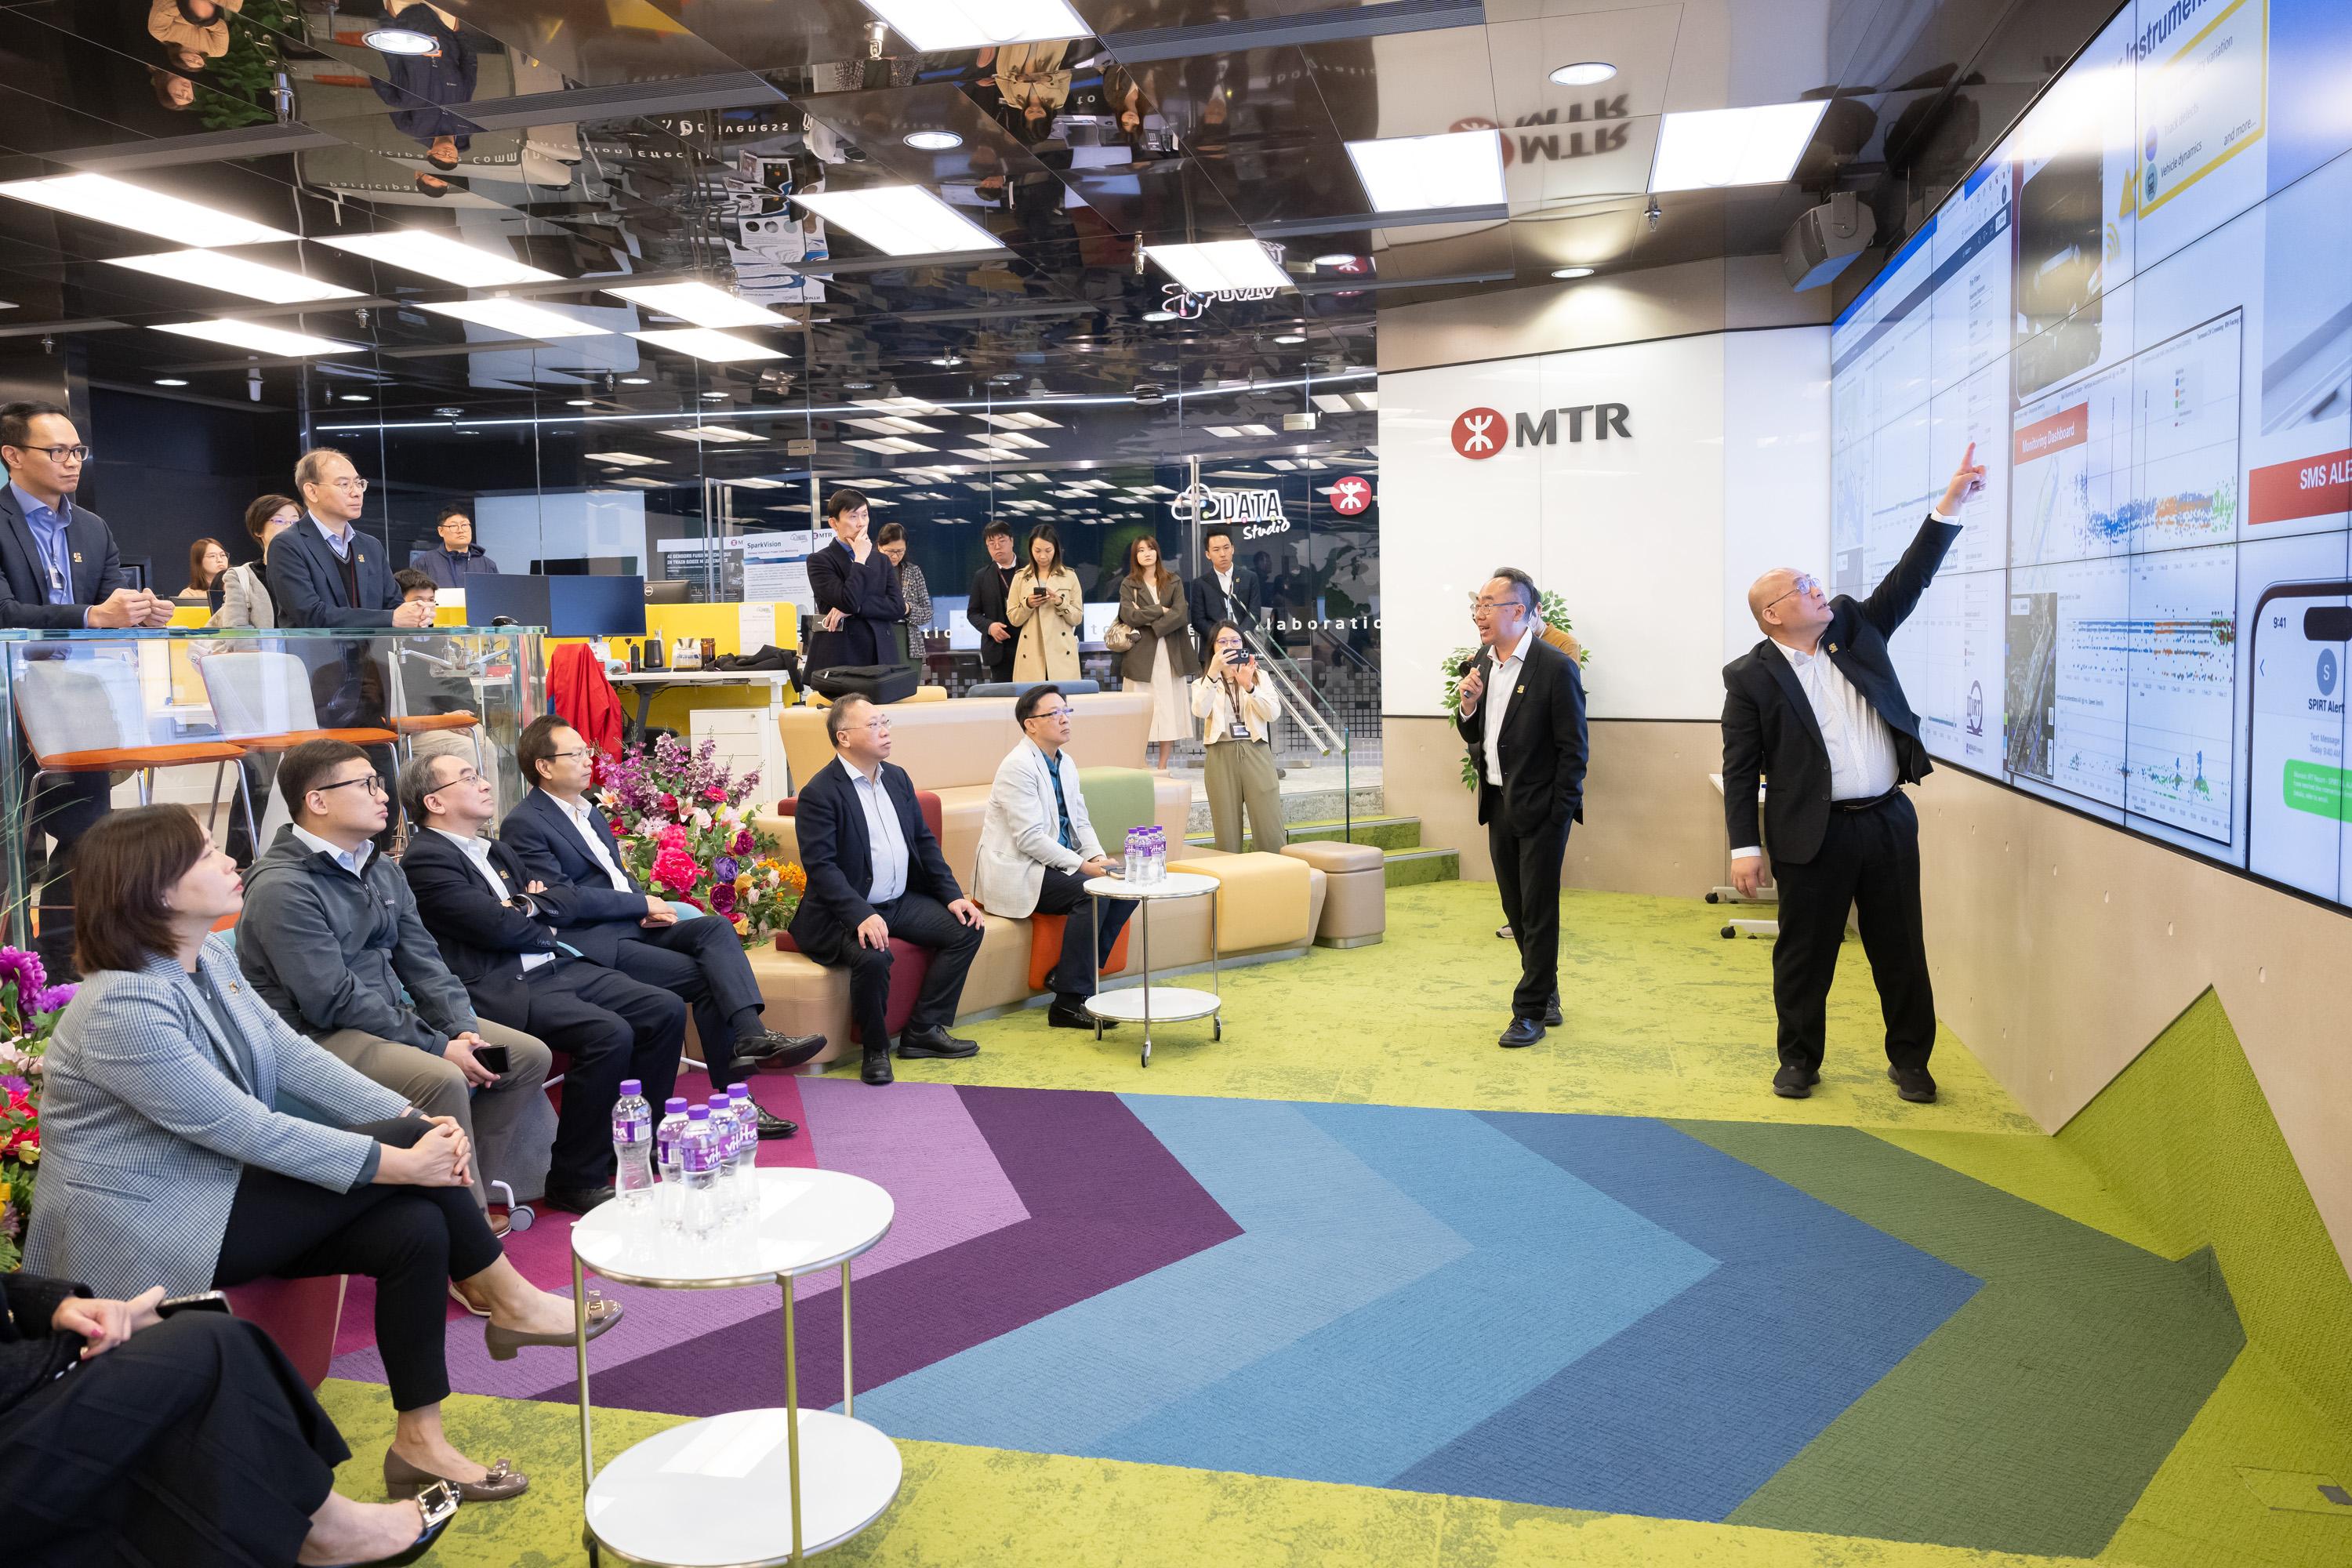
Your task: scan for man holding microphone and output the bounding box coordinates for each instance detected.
[1456,568,1588,1049]
[1723,445,1987,1103]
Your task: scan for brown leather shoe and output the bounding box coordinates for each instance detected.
[484,1290,624,1362]
[384,1448,529,1503]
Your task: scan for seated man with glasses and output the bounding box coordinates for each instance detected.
[499,717,826,1138]
[972,684,1136,1029]
[269,447,436,631]
[397,751,684,1214]
[0,400,176,978]
[787,694,985,1087]
[240,739,557,1226]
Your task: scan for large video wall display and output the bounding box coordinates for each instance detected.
[1831,0,2352,909]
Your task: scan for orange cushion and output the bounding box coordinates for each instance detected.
[38,741,248,771]
[1027,910,1132,991]
[393,712,478,733]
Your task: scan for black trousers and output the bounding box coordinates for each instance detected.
[1033,866,1137,1000]
[609,916,767,1091]
[5,1312,350,1567]
[804,891,984,1050]
[1768,791,1936,1074]
[27,769,109,976]
[517,960,685,1189]
[209,1116,503,1411]
[1484,791,1573,1021]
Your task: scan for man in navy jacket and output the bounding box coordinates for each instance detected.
[787,694,984,1086]
[804,488,903,673]
[499,717,824,1138]
[267,448,436,631]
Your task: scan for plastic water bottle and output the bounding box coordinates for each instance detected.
[1145,826,1166,885]
[1124,826,1148,879]
[727,1084,760,1217]
[654,1096,690,1222]
[676,1105,720,1240]
[611,1079,655,1213]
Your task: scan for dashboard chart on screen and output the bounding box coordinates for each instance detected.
[1830,0,2352,909]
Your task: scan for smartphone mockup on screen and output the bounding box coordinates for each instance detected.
[2247,582,2352,902]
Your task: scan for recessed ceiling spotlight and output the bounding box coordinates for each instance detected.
[434,406,464,417]
[930,354,964,367]
[903,130,964,151]
[1273,333,1306,345]
[844,380,875,390]
[1310,253,1358,268]
[1551,266,1595,279]
[339,394,368,402]
[364,26,438,54]
[564,398,597,406]
[702,390,728,399]
[1142,310,1176,323]
[620,376,652,385]
[1549,61,1617,86]
[153,377,188,387]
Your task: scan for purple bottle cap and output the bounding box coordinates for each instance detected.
[728,1085,750,1102]
[688,1104,710,1120]
[665,1098,688,1113]
[620,1079,642,1097]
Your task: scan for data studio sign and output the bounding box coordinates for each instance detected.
[1174,484,1291,540]
[1450,401,1633,459]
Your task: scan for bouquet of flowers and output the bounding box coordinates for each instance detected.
[594,735,805,943]
[0,948,75,1272]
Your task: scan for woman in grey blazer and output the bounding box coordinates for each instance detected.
[26,806,622,1506]
[209,492,300,630]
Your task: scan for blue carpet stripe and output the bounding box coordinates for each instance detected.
[851,1095,1468,1451]
[1090,1102,1716,1486]
[1389,1115,1982,1515]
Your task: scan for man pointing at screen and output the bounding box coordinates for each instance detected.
[1722,444,1987,1105]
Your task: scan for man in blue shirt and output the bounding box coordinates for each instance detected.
[268,448,436,630]
[0,401,175,976]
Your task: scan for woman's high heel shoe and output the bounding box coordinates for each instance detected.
[333,1480,460,1564]
[483,1288,623,1361]
[384,1449,530,1503]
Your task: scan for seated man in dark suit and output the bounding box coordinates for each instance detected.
[787,694,985,1087]
[398,750,686,1214]
[498,717,823,1138]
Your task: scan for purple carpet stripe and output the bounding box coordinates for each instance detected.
[523,1086,1243,1416]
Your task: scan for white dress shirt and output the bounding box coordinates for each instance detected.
[435,828,552,972]
[1214,567,1236,604]
[847,761,909,906]
[1731,637,1904,859]
[292,824,373,877]
[543,789,633,891]
[1477,627,1537,789]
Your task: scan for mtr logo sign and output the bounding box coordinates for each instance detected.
[1450,403,1632,459]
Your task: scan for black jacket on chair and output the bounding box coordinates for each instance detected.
[267,517,401,629]
[786,757,963,956]
[967,560,1018,679]
[496,789,657,967]
[1719,513,1958,866]
[0,488,125,627]
[398,829,591,1027]
[1190,564,1262,662]
[1454,633,1589,836]
[804,539,905,673]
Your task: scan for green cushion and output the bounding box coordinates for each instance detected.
[1077,765,1158,851]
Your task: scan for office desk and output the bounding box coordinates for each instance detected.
[609,669,797,796]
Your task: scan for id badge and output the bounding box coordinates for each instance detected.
[1229,721,1252,740]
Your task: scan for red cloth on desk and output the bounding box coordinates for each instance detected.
[549,643,626,760]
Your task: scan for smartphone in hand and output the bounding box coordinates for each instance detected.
[473,1044,511,1076]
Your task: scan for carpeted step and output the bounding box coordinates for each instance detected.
[1185,815,1424,853]
[1383,846,1458,887]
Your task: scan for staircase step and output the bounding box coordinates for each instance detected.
[1184,815,1424,854]
[1383,847,1459,887]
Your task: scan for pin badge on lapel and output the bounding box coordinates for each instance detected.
[1828,642,1838,655]
[1516,684,1526,695]
[72,553,82,564]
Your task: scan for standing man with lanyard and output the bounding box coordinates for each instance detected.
[1722,445,1986,1103]
[0,401,174,976]
[1454,568,1587,1049]
[268,448,436,630]
[966,520,1020,683]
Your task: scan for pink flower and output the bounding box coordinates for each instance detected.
[651,845,701,894]
[702,785,727,804]
[659,793,680,817]
[733,829,756,855]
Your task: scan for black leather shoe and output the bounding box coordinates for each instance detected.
[753,1104,800,1138]
[898,1025,978,1059]
[861,1047,894,1086]
[735,1030,826,1069]
[1542,995,1564,1028]
[543,1185,615,1215]
[1888,1065,1938,1103]
[1498,1017,1545,1049]
[1772,1064,1813,1098]
[1049,1000,1110,1029]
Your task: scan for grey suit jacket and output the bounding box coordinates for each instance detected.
[23,935,409,1300]
[208,561,277,629]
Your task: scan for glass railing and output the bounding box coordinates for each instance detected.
[0,626,545,964]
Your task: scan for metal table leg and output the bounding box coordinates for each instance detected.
[575,1253,597,1564]
[1140,897,1152,1067]
[782,1276,804,1565]
[841,1260,854,1417]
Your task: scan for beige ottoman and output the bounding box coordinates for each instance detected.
[1281,840,1385,948]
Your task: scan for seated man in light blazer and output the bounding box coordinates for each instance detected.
[787,693,985,1087]
[971,684,1137,1028]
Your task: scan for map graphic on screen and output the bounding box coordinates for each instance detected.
[1830,0,2352,908]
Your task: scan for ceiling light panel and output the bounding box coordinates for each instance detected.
[972,412,1062,429]
[726,477,791,489]
[605,281,790,328]
[588,452,665,466]
[0,174,296,246]
[103,250,360,303]
[151,318,358,356]
[1346,129,1508,211]
[423,299,609,339]
[857,0,1087,52]
[319,230,560,286]
[791,187,1006,256]
[602,476,664,488]
[1649,100,1830,192]
[1144,240,1291,294]
[657,425,762,443]
[631,327,786,362]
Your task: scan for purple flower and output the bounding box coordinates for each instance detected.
[713,855,739,884]
[733,829,756,855]
[31,984,75,1014]
[0,948,49,1000]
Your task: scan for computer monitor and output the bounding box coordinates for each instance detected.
[644,579,694,604]
[456,573,551,628]
[550,575,648,637]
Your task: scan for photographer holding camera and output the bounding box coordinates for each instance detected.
[1191,619,1283,853]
